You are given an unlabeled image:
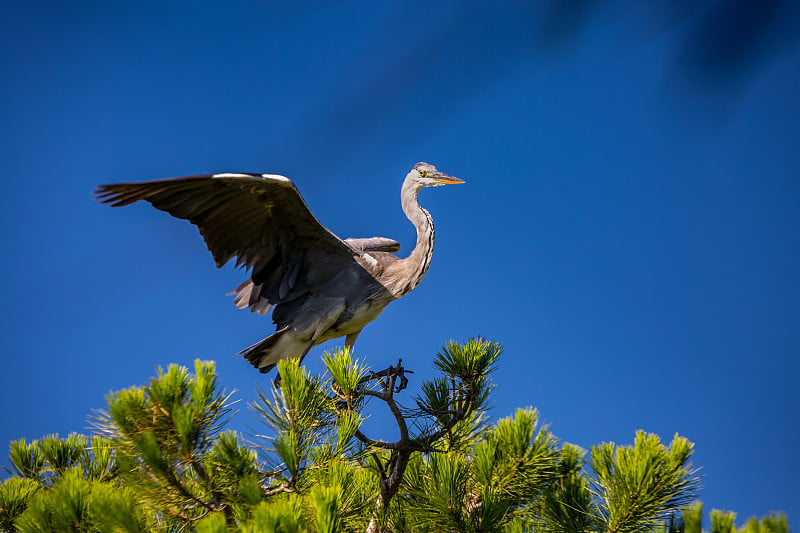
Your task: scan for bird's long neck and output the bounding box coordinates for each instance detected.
[394,179,435,297]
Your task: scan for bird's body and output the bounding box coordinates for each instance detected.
[95,162,463,373]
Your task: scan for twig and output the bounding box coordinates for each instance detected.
[371,452,387,481]
[262,483,296,497]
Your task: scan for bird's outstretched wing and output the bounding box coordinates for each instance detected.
[95,173,358,314]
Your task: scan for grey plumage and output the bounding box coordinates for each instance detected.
[95,162,464,374]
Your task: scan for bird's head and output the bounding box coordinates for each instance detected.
[409,162,465,188]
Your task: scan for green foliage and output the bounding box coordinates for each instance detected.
[738,513,790,533]
[96,360,242,524]
[413,339,500,449]
[710,510,737,533]
[196,512,229,533]
[433,337,501,380]
[591,431,700,533]
[311,485,342,533]
[475,408,558,500]
[1,433,121,533]
[15,470,93,533]
[86,482,149,533]
[0,340,783,532]
[36,433,87,478]
[7,440,45,481]
[323,347,369,399]
[6,433,111,487]
[0,477,39,531]
[539,444,596,533]
[402,451,476,532]
[662,502,790,533]
[239,500,302,533]
[682,501,705,533]
[13,469,147,533]
[251,359,348,490]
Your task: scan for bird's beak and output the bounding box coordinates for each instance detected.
[435,173,465,185]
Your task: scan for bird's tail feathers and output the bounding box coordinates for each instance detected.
[239,325,306,374]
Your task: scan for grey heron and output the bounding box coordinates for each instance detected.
[95,162,464,374]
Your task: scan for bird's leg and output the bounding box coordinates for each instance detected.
[298,338,316,365]
[345,330,362,350]
[273,338,317,389]
[273,297,346,388]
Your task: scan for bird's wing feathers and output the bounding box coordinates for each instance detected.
[344,237,401,253]
[95,173,358,313]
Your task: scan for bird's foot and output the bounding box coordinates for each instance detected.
[359,359,413,393]
[393,359,410,393]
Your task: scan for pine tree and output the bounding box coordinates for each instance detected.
[0,339,787,532]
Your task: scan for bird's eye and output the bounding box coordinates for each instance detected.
[418,169,427,177]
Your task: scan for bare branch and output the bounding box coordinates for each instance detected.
[353,430,403,450]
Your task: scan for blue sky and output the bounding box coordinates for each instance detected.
[1,0,798,523]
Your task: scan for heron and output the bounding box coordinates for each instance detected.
[95,162,464,374]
